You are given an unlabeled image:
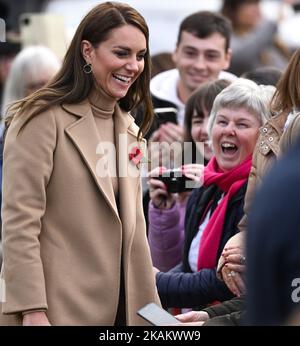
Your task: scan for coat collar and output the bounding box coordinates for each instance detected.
[266,110,289,135]
[62,99,142,223]
[259,110,289,157]
[62,99,139,138]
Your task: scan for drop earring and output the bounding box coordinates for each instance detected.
[83,63,92,74]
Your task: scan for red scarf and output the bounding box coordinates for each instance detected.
[197,156,252,270]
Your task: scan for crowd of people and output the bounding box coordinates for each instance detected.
[0,0,300,326]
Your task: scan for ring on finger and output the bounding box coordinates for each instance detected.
[240,255,246,265]
[228,270,236,277]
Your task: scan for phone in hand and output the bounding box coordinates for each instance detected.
[155,109,178,127]
[137,303,179,326]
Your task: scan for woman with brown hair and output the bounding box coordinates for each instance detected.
[0,2,160,326]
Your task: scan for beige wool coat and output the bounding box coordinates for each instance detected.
[0,99,160,325]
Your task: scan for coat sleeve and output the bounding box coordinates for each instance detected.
[148,201,185,272]
[1,109,57,314]
[156,268,234,309]
[203,296,245,318]
[238,145,259,233]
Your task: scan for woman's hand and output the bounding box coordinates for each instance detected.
[148,124,184,166]
[221,264,246,297]
[175,310,209,326]
[181,164,204,183]
[148,167,175,209]
[156,123,184,145]
[22,311,51,326]
[217,232,245,273]
[220,246,246,297]
[222,246,246,273]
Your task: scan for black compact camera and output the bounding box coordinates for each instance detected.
[156,168,193,193]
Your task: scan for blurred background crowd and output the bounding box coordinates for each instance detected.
[1,0,300,114]
[1,0,300,113]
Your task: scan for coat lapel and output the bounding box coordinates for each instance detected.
[63,100,119,219]
[114,105,146,246]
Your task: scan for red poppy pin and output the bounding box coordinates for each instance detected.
[129,146,143,166]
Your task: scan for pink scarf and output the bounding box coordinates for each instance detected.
[197,156,252,270]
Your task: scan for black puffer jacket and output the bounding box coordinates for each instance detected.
[156,183,247,309]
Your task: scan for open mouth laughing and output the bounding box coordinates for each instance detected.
[112,73,133,85]
[221,142,238,155]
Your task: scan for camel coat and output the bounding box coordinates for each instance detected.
[0,99,160,325]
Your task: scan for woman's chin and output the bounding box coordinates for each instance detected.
[217,157,239,172]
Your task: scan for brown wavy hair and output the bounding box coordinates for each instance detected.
[271,47,300,114]
[6,1,153,139]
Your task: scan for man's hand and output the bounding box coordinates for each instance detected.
[175,310,209,326]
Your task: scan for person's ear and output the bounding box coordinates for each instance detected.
[223,48,232,70]
[81,40,94,64]
[172,47,178,66]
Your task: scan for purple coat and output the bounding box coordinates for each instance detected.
[148,199,187,272]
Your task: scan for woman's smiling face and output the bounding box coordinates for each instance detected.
[212,107,261,172]
[191,110,214,161]
[82,24,147,99]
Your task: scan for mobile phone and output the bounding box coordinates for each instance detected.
[154,109,178,126]
[137,303,179,326]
